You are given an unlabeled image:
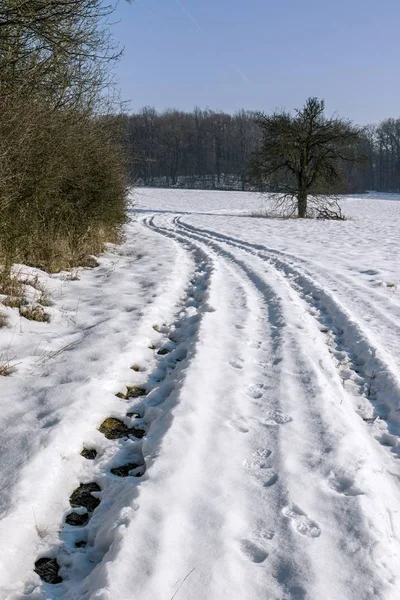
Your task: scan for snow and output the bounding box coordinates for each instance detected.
[1,189,400,599]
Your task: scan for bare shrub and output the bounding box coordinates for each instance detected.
[0,269,24,297]
[3,296,27,308]
[0,0,129,273]
[0,109,127,272]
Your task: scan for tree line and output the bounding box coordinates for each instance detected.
[123,106,400,195]
[122,107,261,190]
[0,0,128,274]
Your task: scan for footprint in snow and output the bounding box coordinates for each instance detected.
[81,447,97,460]
[228,419,249,434]
[34,558,63,584]
[254,528,275,542]
[253,448,272,459]
[229,358,244,370]
[246,384,264,399]
[327,472,364,497]
[243,459,278,487]
[240,539,268,564]
[263,472,278,487]
[263,411,293,426]
[283,504,321,538]
[243,458,268,470]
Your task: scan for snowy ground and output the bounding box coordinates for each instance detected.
[2,188,400,600]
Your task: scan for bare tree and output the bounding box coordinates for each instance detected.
[250,97,363,218]
[0,0,123,110]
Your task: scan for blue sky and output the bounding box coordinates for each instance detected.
[112,0,400,123]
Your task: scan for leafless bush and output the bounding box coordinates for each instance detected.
[0,108,127,271]
[308,196,346,220]
[0,0,128,273]
[0,269,24,296]
[3,296,27,308]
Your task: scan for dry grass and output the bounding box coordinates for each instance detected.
[19,305,50,322]
[20,273,46,292]
[0,270,53,312]
[0,312,8,328]
[3,295,27,308]
[38,290,53,307]
[0,357,15,376]
[0,270,24,297]
[78,255,99,269]
[0,363,12,376]
[116,386,147,400]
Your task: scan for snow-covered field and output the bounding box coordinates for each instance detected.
[2,188,400,600]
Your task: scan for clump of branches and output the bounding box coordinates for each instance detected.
[260,193,346,220]
[0,0,129,272]
[250,98,364,219]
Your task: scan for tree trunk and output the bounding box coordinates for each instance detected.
[297,191,307,218]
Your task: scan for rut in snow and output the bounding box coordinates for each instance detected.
[140,210,400,599]
[145,214,366,596]
[33,236,214,595]
[28,202,400,600]
[175,216,400,457]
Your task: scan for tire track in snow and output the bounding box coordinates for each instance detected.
[96,215,320,600]
[175,216,400,344]
[144,215,308,598]
[153,213,400,600]
[176,217,400,455]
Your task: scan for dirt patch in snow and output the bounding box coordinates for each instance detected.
[80,447,98,460]
[70,482,101,512]
[99,417,145,439]
[34,557,62,584]
[65,512,89,526]
[110,463,143,477]
[116,386,147,399]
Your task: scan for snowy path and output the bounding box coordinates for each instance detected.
[106,211,400,600]
[2,190,400,599]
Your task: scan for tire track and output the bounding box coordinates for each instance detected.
[32,211,400,600]
[144,214,325,598]
[175,216,400,453]
[177,218,400,355]
[146,213,397,599]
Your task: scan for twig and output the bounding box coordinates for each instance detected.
[32,507,48,539]
[170,567,195,600]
